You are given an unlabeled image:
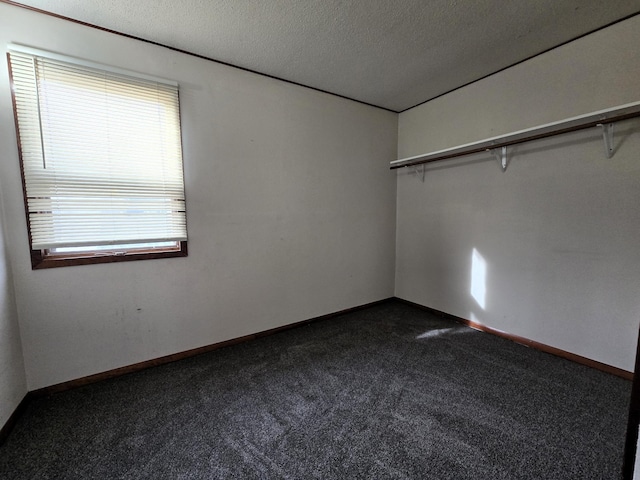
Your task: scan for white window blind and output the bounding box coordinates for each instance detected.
[8,46,187,250]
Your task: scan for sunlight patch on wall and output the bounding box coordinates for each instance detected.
[471,248,487,310]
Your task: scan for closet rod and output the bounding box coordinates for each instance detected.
[390,100,640,170]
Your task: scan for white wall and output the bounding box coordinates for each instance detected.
[0,169,26,427]
[0,3,398,390]
[396,15,640,371]
[635,429,640,480]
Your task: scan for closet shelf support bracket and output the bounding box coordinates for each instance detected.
[411,164,425,182]
[597,122,614,158]
[489,146,509,172]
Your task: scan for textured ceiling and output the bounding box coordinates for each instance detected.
[8,0,640,112]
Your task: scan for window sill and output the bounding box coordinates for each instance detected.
[30,241,188,269]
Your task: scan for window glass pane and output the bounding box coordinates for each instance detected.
[50,241,178,254]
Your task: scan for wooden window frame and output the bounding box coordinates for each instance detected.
[29,242,188,269]
[8,49,189,270]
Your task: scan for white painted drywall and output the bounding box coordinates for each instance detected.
[396,15,640,371]
[0,171,26,427]
[0,3,397,390]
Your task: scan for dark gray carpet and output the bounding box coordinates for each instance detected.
[0,300,631,479]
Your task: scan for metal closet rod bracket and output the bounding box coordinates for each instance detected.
[488,145,508,172]
[411,164,425,182]
[597,122,614,158]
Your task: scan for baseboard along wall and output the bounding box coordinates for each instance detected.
[0,296,633,445]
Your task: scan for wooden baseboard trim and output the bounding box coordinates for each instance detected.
[30,298,395,398]
[394,297,633,381]
[0,392,32,446]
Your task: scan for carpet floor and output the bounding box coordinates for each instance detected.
[0,300,631,479]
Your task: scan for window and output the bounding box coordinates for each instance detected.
[7,45,188,269]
